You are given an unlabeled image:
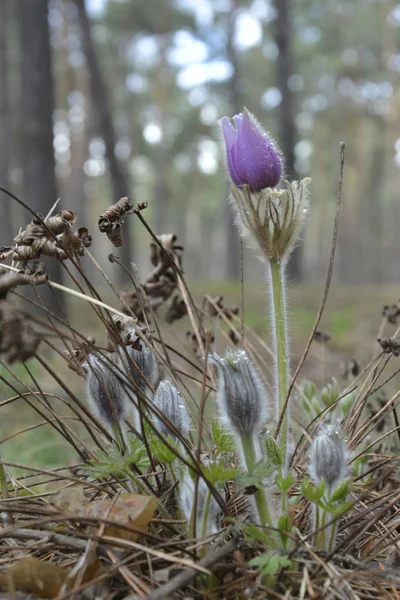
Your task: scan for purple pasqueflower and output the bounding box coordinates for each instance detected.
[221,108,281,192]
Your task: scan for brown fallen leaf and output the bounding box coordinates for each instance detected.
[82,493,157,542]
[0,557,67,598]
[0,553,101,599]
[51,484,88,513]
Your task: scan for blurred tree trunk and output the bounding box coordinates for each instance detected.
[272,0,302,280]
[225,6,241,281]
[153,37,169,236]
[73,0,133,281]
[0,0,13,246]
[19,0,62,312]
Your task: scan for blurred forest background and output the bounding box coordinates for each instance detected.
[1,0,400,292]
[2,0,400,468]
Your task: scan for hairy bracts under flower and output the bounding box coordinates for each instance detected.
[210,349,269,436]
[221,108,281,191]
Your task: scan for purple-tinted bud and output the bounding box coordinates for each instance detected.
[210,349,269,436]
[152,380,190,439]
[309,426,348,490]
[84,354,126,435]
[221,108,281,192]
[122,343,160,398]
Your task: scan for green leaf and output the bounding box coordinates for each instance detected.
[253,459,276,479]
[202,460,240,485]
[211,420,236,454]
[301,479,325,502]
[249,551,292,579]
[275,471,295,493]
[320,379,340,407]
[330,478,350,503]
[242,523,270,544]
[277,513,291,549]
[264,434,283,467]
[149,435,179,465]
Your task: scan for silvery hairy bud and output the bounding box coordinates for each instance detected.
[179,474,219,537]
[152,379,190,439]
[123,342,160,398]
[309,425,348,490]
[84,354,127,437]
[209,349,269,436]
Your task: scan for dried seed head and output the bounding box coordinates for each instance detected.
[85,354,126,435]
[309,425,348,490]
[152,380,190,439]
[210,349,268,436]
[179,474,219,536]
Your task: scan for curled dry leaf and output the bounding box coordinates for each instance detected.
[12,210,91,266]
[0,262,48,299]
[120,233,184,323]
[98,197,134,247]
[166,294,187,324]
[82,493,157,542]
[0,300,41,363]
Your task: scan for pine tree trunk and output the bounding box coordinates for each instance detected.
[224,6,241,281]
[73,0,134,281]
[272,0,302,281]
[0,0,13,247]
[19,0,62,313]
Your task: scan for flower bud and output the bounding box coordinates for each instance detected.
[210,349,268,436]
[123,343,160,398]
[84,354,127,436]
[179,474,219,536]
[309,425,348,490]
[221,109,281,191]
[152,380,190,439]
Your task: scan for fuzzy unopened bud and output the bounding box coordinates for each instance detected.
[179,474,219,536]
[309,425,348,490]
[152,380,190,439]
[85,354,127,436]
[210,350,268,436]
[123,343,160,397]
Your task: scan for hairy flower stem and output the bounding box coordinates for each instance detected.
[240,433,273,528]
[268,258,290,469]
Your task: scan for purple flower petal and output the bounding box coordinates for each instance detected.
[221,116,244,187]
[221,117,237,150]
[220,108,282,191]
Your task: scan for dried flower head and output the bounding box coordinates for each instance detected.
[152,379,190,439]
[221,109,282,191]
[210,349,268,436]
[309,425,348,490]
